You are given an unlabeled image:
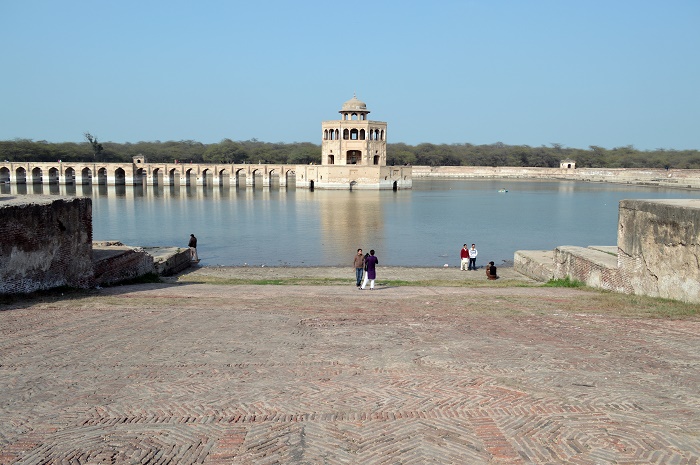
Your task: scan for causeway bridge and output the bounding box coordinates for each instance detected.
[0,160,300,188]
[0,159,413,190]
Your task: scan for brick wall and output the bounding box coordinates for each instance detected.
[0,195,94,293]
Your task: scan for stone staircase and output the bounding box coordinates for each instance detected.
[515,245,622,291]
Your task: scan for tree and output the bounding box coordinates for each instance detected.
[84,132,104,160]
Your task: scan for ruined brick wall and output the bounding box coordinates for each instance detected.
[553,246,628,293]
[617,199,700,303]
[0,195,94,293]
[93,247,155,286]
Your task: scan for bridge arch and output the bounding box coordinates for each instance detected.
[64,167,75,184]
[114,168,126,185]
[80,167,92,185]
[31,167,42,184]
[217,168,230,187]
[15,167,27,184]
[97,168,107,185]
[168,168,179,186]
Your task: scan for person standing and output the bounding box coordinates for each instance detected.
[353,249,365,287]
[460,244,470,270]
[468,243,478,270]
[361,250,379,290]
[188,234,199,261]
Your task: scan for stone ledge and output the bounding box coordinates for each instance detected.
[554,246,624,292]
[513,250,555,282]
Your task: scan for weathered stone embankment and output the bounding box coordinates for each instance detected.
[412,165,700,189]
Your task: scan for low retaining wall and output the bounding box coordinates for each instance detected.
[0,195,94,293]
[412,166,700,189]
[517,200,700,303]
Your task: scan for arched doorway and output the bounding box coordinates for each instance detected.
[114,168,126,185]
[31,167,42,184]
[347,150,361,165]
[81,167,92,185]
[98,168,108,185]
[15,168,27,184]
[64,167,76,184]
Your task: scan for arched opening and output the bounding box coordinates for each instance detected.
[393,180,398,191]
[235,169,246,188]
[324,129,328,140]
[98,168,107,185]
[81,167,92,185]
[252,169,263,188]
[350,129,359,140]
[328,154,335,165]
[135,168,146,186]
[0,167,10,184]
[15,168,26,184]
[347,150,361,165]
[334,129,339,140]
[169,168,179,187]
[114,168,126,185]
[351,113,358,120]
[360,129,365,140]
[269,169,279,188]
[31,167,42,184]
[202,169,211,186]
[218,169,229,187]
[185,168,194,186]
[64,167,75,184]
[309,180,314,190]
[285,170,296,189]
[343,129,349,140]
[152,168,162,185]
[373,155,380,165]
[48,167,59,184]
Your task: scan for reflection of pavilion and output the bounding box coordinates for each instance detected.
[315,190,385,263]
[297,95,412,190]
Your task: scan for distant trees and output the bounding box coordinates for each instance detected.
[1,138,700,169]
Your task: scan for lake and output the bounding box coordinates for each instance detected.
[5,179,700,267]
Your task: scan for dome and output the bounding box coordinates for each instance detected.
[340,94,369,113]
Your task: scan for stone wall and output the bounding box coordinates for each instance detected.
[518,200,700,303]
[617,199,700,302]
[0,195,94,293]
[412,166,700,189]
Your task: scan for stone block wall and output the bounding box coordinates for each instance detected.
[92,246,155,286]
[0,195,94,293]
[617,199,700,302]
[553,246,626,292]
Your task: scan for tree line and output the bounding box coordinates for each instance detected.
[2,138,699,169]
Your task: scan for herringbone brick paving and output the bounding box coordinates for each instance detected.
[1,283,698,464]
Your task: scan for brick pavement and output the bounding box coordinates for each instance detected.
[1,283,698,464]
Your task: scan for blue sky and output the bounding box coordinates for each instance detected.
[1,0,698,150]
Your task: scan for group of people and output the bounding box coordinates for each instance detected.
[460,243,498,279]
[189,235,496,283]
[460,243,479,271]
[353,249,378,290]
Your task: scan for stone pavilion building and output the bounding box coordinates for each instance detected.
[296,95,412,190]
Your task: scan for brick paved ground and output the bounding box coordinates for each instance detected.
[1,278,699,464]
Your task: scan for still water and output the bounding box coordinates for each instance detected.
[5,179,700,267]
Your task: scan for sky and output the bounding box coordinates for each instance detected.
[1,1,699,151]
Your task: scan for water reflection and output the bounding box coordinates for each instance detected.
[315,191,385,265]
